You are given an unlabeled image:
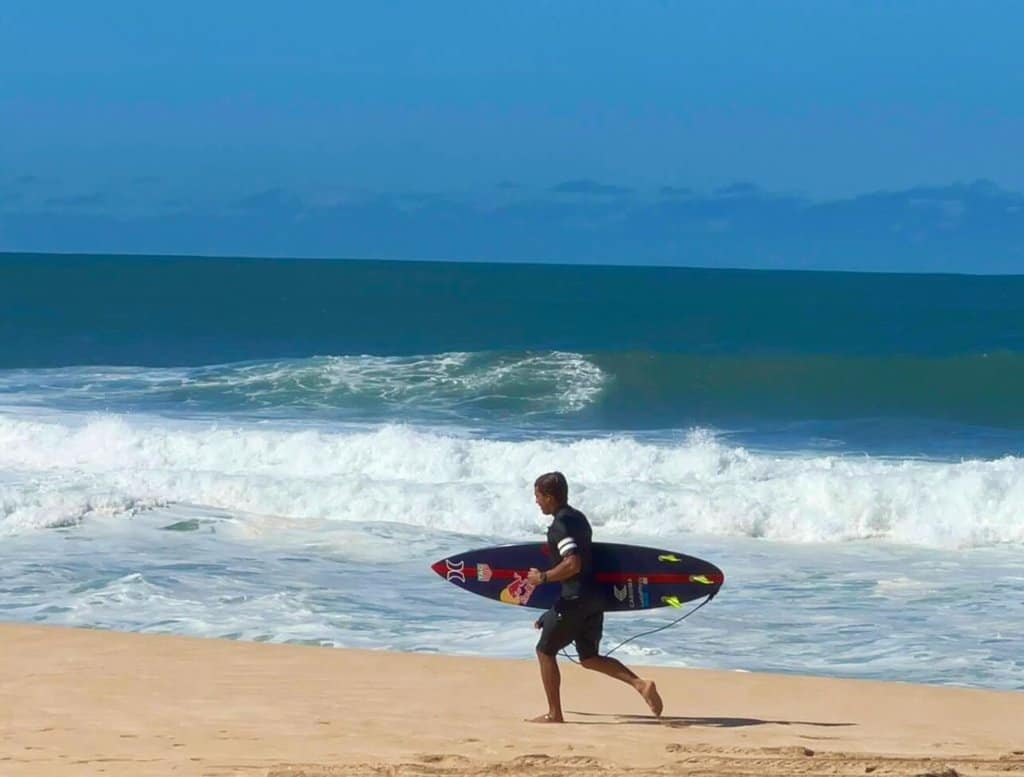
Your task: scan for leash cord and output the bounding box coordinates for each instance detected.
[559,593,716,664]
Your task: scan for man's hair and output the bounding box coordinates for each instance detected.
[534,471,569,504]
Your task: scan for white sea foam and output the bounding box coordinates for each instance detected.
[2,413,1023,547]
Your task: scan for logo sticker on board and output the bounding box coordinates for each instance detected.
[499,573,536,605]
[445,559,466,583]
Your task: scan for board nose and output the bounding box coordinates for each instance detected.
[430,560,448,577]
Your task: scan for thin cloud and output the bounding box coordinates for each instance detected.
[551,179,633,196]
[4,180,1022,272]
[659,186,693,198]
[43,193,108,209]
[235,188,302,212]
[714,182,763,198]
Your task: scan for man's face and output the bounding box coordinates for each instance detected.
[534,487,557,516]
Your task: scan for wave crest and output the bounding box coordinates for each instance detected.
[0,351,607,421]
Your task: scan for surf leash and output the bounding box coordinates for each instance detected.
[560,591,718,664]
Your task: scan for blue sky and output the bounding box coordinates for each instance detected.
[2,1,1023,269]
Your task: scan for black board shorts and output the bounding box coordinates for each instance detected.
[536,596,604,660]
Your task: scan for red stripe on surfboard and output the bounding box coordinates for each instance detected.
[435,564,722,585]
[597,572,723,584]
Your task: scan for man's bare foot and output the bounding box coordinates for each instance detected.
[525,713,564,723]
[639,680,663,717]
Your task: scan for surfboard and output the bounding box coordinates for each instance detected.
[430,542,724,611]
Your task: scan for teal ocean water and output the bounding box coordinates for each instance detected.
[2,253,1022,688]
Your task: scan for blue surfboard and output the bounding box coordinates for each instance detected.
[431,542,724,611]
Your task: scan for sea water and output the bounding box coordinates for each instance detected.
[2,254,1022,689]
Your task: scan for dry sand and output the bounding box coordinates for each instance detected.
[2,623,1021,776]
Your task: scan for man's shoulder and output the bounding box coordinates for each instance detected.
[547,512,567,536]
[564,504,589,520]
[554,505,591,531]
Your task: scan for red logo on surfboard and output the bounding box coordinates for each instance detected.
[499,572,535,605]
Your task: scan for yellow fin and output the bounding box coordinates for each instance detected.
[689,575,713,585]
[658,554,681,563]
[661,595,683,608]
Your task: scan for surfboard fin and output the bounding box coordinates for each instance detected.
[661,595,683,608]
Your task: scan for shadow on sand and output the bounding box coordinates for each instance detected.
[564,711,855,728]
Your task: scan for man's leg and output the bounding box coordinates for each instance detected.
[577,611,663,716]
[529,608,569,722]
[532,649,564,722]
[578,654,663,716]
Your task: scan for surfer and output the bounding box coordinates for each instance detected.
[526,471,663,723]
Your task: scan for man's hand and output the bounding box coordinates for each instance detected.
[527,567,545,586]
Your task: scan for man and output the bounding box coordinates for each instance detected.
[526,471,663,723]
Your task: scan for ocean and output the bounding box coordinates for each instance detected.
[2,253,1022,689]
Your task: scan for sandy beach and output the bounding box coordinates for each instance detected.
[1,623,1021,776]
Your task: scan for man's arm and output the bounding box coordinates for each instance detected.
[528,515,580,587]
[527,553,580,586]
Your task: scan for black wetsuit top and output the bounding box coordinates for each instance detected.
[545,505,595,599]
